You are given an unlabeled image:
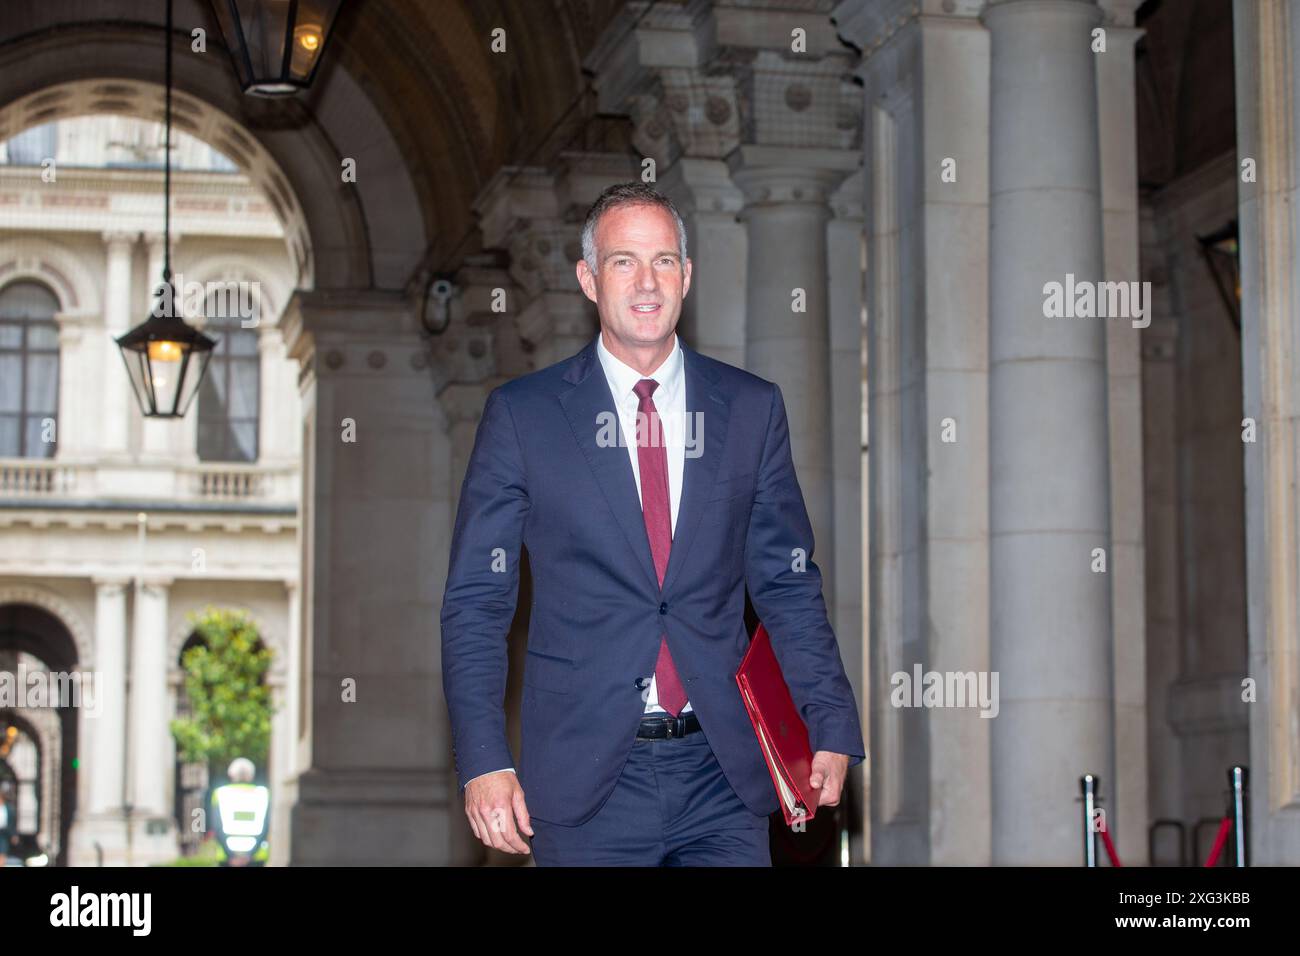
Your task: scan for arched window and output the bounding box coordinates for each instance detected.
[196,289,260,462]
[0,280,60,459]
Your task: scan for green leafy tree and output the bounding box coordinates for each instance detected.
[169,606,275,777]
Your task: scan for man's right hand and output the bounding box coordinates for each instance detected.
[464,771,533,854]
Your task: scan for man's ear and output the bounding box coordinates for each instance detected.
[576,259,598,304]
[682,257,692,299]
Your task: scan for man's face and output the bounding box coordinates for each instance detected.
[576,202,692,352]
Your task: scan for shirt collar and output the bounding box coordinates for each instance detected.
[595,331,683,406]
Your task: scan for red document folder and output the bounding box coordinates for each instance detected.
[735,623,818,826]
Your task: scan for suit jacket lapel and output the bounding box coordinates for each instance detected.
[660,344,728,595]
[559,338,660,593]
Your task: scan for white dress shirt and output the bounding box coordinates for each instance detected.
[464,333,692,787]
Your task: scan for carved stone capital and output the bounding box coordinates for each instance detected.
[659,157,745,220]
[728,144,861,207]
[728,49,862,152]
[473,156,633,298]
[101,229,138,249]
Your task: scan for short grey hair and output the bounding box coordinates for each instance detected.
[580,182,687,273]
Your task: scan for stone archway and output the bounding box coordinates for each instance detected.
[0,77,317,287]
[0,709,58,863]
[0,10,429,291]
[0,586,94,670]
[0,602,83,866]
[0,6,443,866]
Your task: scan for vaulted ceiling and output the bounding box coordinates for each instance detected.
[5,0,1235,282]
[314,0,632,270]
[1135,0,1237,191]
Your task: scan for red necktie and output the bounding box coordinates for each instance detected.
[632,378,688,716]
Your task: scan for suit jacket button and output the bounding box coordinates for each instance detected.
[659,602,668,615]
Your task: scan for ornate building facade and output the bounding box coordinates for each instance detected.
[0,113,300,865]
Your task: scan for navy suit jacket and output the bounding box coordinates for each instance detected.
[440,336,865,825]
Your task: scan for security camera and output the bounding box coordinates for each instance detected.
[422,276,458,335]
[430,278,456,302]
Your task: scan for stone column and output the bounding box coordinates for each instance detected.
[52,311,91,458]
[826,167,867,862]
[730,145,858,622]
[826,174,865,683]
[284,579,302,756]
[584,0,748,366]
[1097,0,1149,863]
[269,580,299,868]
[660,160,747,367]
[101,230,137,458]
[266,622,293,868]
[89,577,129,816]
[68,576,133,865]
[835,0,993,865]
[128,577,171,819]
[127,576,176,863]
[1232,0,1300,863]
[985,0,1114,864]
[280,289,457,865]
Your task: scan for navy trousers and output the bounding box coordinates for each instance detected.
[529,727,772,866]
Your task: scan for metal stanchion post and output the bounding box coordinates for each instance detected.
[1229,766,1248,867]
[1080,774,1100,867]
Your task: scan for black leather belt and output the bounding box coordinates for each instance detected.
[636,711,702,739]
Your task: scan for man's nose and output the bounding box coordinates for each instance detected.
[635,264,659,291]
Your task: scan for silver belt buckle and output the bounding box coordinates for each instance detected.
[664,717,676,738]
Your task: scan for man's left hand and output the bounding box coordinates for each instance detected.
[809,751,850,808]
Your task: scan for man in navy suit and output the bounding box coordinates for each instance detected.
[441,181,865,866]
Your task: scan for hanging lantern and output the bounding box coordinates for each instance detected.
[117,283,217,418]
[210,0,346,96]
[116,0,216,417]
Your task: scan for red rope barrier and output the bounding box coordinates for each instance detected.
[1099,825,1122,867]
[1097,827,1128,868]
[1204,816,1232,868]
